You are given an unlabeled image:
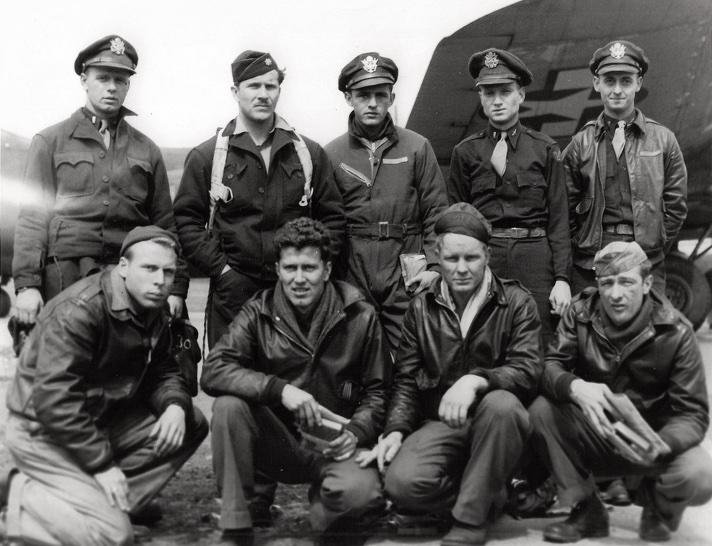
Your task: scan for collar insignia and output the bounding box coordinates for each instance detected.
[610,42,626,59]
[109,37,126,56]
[361,55,379,73]
[484,51,499,69]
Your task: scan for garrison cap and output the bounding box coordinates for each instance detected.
[435,203,492,243]
[469,48,533,87]
[120,226,181,257]
[594,241,648,278]
[590,40,649,76]
[231,50,281,84]
[338,52,398,92]
[74,35,138,75]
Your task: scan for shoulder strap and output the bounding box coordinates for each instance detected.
[207,125,234,232]
[294,134,313,208]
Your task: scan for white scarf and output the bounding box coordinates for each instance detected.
[440,267,492,339]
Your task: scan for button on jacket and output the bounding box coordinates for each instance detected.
[12,108,187,296]
[200,280,390,446]
[383,273,543,438]
[448,122,571,281]
[6,268,192,473]
[174,117,346,281]
[541,288,708,458]
[564,110,688,268]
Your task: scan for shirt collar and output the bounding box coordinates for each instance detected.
[488,121,522,150]
[439,267,493,338]
[231,113,294,136]
[109,267,160,328]
[595,109,645,138]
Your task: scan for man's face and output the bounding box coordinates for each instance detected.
[119,241,177,311]
[277,246,332,313]
[593,72,642,119]
[81,67,131,118]
[597,266,652,326]
[478,82,524,130]
[345,84,395,129]
[437,233,490,300]
[232,70,281,125]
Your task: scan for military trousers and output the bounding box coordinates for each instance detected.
[384,390,531,527]
[4,406,208,546]
[529,396,712,528]
[210,395,385,532]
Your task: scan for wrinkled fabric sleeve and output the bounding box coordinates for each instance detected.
[200,298,288,404]
[540,303,582,403]
[344,305,392,446]
[546,143,572,282]
[446,144,471,206]
[661,133,688,254]
[144,327,193,416]
[173,144,228,278]
[563,136,586,239]
[13,134,56,291]
[471,292,543,404]
[414,139,448,267]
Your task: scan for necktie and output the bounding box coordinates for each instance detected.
[612,120,626,160]
[490,131,508,177]
[99,119,111,149]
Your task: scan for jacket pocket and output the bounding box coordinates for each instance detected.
[470,173,496,198]
[516,171,547,207]
[221,161,250,212]
[281,161,307,209]
[126,157,153,202]
[55,151,95,198]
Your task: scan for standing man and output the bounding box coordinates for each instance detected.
[174,50,345,348]
[201,218,390,546]
[565,41,687,295]
[529,241,712,543]
[448,49,572,347]
[359,203,543,546]
[325,52,448,352]
[13,35,187,326]
[1,227,208,546]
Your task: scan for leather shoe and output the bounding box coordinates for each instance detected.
[543,493,609,543]
[249,500,272,527]
[217,528,254,546]
[639,506,671,542]
[600,478,631,506]
[441,521,488,546]
[130,499,163,526]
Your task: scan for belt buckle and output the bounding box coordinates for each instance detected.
[378,221,389,239]
[511,227,527,238]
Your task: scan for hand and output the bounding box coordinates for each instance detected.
[15,288,44,324]
[439,375,488,429]
[323,429,358,461]
[354,431,404,472]
[167,296,184,319]
[570,379,615,438]
[405,270,440,295]
[149,404,186,457]
[281,384,321,428]
[549,280,571,316]
[94,466,130,512]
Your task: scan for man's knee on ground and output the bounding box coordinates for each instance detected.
[664,448,712,507]
[384,456,447,510]
[319,466,383,515]
[86,509,132,546]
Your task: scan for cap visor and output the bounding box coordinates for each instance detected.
[476,77,518,87]
[597,64,639,75]
[85,60,136,74]
[348,76,394,90]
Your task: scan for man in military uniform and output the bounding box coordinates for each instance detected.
[358,203,543,546]
[174,50,345,349]
[325,52,448,352]
[530,241,712,543]
[1,227,208,546]
[13,35,187,326]
[565,41,687,295]
[448,49,572,346]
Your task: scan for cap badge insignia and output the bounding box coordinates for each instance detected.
[265,58,273,66]
[109,37,126,56]
[484,51,499,69]
[610,42,626,59]
[361,55,379,73]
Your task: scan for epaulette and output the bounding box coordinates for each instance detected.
[523,127,557,146]
[456,130,487,147]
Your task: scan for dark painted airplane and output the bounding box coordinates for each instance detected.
[406,0,712,329]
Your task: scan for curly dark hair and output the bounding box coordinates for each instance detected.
[274,217,332,262]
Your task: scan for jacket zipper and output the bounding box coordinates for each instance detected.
[340,163,372,187]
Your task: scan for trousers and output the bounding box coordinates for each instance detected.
[529,396,712,528]
[210,396,384,531]
[4,406,208,546]
[384,390,531,527]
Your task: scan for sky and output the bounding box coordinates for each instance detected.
[0,0,518,148]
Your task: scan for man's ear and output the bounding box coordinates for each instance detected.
[323,260,333,281]
[642,274,653,295]
[593,76,601,92]
[80,73,89,91]
[344,91,354,107]
[118,256,129,279]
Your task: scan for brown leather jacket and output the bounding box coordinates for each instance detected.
[6,268,191,473]
[564,110,687,268]
[541,288,709,458]
[383,273,543,438]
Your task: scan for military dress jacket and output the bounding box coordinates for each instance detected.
[12,108,187,296]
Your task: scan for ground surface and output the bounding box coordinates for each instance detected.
[1,278,711,545]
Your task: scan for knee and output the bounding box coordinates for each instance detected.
[384,456,435,508]
[477,390,530,432]
[211,396,252,429]
[188,406,210,443]
[320,467,383,514]
[666,448,712,506]
[89,511,132,546]
[528,395,556,433]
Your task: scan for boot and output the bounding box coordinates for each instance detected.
[639,506,671,542]
[543,493,609,543]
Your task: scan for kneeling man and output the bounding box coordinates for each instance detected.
[1,226,208,546]
[362,203,543,545]
[201,217,390,545]
[530,241,712,543]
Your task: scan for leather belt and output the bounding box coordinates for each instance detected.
[603,224,634,235]
[490,227,547,239]
[347,222,423,239]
